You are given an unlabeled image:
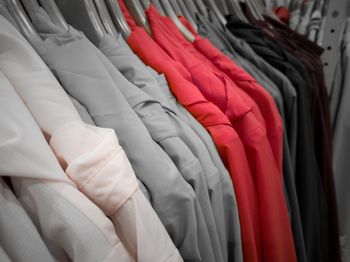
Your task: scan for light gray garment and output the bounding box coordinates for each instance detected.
[68,94,151,201]
[331,18,350,262]
[98,34,224,262]
[0,66,130,262]
[32,18,215,262]
[0,245,11,262]
[0,178,55,262]
[151,70,244,262]
[99,34,232,262]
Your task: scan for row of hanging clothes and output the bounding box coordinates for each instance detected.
[0,0,344,261]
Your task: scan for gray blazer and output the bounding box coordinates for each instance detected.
[33,16,215,261]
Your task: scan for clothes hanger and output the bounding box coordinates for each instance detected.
[5,0,42,47]
[193,0,209,17]
[245,0,265,20]
[225,0,249,22]
[150,0,166,15]
[168,0,182,15]
[104,0,131,38]
[182,0,199,18]
[54,0,107,45]
[159,0,195,42]
[215,0,229,15]
[93,0,120,38]
[123,0,151,33]
[138,0,150,9]
[37,0,69,31]
[176,0,198,31]
[199,0,227,25]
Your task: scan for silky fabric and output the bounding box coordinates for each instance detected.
[226,16,328,262]
[150,69,244,262]
[96,35,224,262]
[99,34,230,262]
[146,6,296,262]
[0,65,130,262]
[0,177,55,262]
[30,10,211,261]
[331,18,350,262]
[120,4,261,262]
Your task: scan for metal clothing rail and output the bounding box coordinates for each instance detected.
[321,0,350,92]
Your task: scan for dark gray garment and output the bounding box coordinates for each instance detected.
[331,18,350,262]
[0,178,55,262]
[151,69,244,262]
[68,94,152,201]
[97,34,224,262]
[32,15,215,261]
[195,14,307,262]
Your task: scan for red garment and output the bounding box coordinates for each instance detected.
[146,6,296,262]
[273,7,290,25]
[179,16,283,176]
[118,1,261,262]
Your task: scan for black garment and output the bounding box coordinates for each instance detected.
[251,15,341,262]
[225,17,329,262]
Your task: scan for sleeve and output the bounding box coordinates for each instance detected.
[50,121,183,262]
